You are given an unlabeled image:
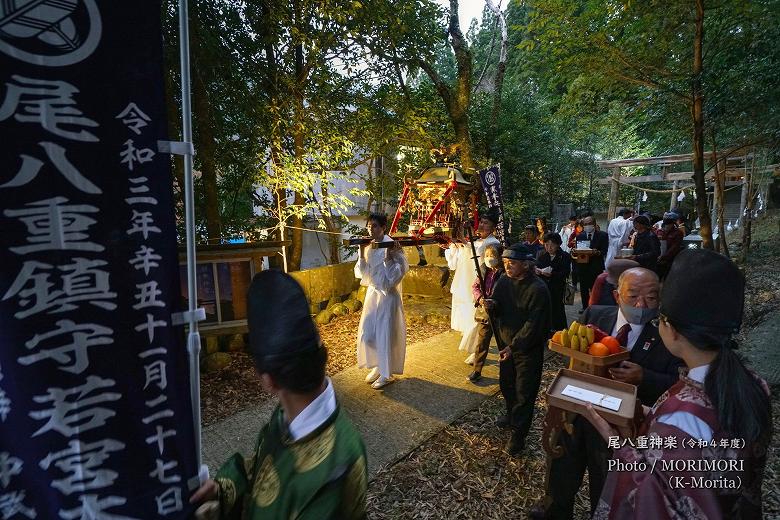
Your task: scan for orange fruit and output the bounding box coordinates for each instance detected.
[552,331,563,344]
[601,336,621,354]
[587,342,610,356]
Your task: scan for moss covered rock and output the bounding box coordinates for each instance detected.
[330,304,349,316]
[227,334,245,352]
[315,310,334,325]
[203,352,231,373]
[343,299,362,313]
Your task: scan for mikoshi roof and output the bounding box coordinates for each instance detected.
[415,164,471,185]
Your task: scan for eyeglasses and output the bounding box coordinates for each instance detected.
[651,313,669,328]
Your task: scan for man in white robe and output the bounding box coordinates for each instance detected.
[446,213,501,362]
[606,208,634,266]
[355,213,409,389]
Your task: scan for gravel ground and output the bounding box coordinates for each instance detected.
[365,355,596,519]
[200,307,452,426]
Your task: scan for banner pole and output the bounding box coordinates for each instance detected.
[178,0,207,485]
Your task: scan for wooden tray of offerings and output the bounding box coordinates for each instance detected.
[548,340,629,366]
[546,368,641,430]
[571,248,595,263]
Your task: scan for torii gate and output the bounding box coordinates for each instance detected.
[596,151,776,224]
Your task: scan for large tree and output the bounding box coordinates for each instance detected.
[523,0,780,248]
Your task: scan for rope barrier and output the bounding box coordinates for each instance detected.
[609,176,746,194]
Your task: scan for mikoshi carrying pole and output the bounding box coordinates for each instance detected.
[178,0,208,485]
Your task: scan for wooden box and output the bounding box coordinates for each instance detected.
[548,340,629,376]
[546,368,641,432]
[571,248,595,263]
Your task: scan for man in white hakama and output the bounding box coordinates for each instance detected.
[355,214,409,390]
[446,213,500,362]
[606,208,634,266]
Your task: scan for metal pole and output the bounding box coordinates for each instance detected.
[178,0,206,485]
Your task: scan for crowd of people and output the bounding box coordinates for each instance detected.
[188,209,771,520]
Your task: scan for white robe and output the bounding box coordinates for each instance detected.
[606,217,633,266]
[355,235,409,378]
[445,235,500,334]
[559,224,575,253]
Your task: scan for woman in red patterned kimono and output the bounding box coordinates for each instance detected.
[585,248,772,519]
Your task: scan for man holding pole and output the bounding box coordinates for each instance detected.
[355,213,409,390]
[484,244,551,456]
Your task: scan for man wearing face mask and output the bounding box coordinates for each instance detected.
[530,267,683,519]
[573,215,608,312]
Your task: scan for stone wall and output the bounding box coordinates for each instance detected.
[290,259,452,309]
[290,261,361,312]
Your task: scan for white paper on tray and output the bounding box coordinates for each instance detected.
[561,384,622,411]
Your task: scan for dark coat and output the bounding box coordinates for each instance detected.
[492,274,551,354]
[536,249,571,330]
[574,230,609,278]
[632,230,661,271]
[580,305,684,405]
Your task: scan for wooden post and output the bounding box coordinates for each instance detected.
[738,169,748,228]
[607,167,620,220]
[669,180,678,212]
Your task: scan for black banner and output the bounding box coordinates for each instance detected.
[478,164,508,245]
[0,2,197,518]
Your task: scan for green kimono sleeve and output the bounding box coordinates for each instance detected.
[296,454,367,520]
[215,450,256,520]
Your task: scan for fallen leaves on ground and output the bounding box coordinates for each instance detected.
[366,355,594,519]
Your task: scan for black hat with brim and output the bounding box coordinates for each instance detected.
[247,270,321,366]
[660,249,744,333]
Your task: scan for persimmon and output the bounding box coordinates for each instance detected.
[601,336,621,354]
[587,342,610,356]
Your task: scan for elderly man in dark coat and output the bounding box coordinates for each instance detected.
[484,244,551,456]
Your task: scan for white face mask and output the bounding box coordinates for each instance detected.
[584,225,595,233]
[485,257,500,269]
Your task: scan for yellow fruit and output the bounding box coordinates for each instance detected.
[585,327,595,345]
[561,330,571,348]
[570,335,580,351]
[569,321,580,335]
[552,331,563,344]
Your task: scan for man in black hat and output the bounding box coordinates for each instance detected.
[483,243,551,455]
[190,271,367,520]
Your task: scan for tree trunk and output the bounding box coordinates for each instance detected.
[713,148,730,258]
[163,56,185,196]
[190,3,222,244]
[691,0,712,249]
[417,0,475,173]
[449,0,475,173]
[484,0,508,162]
[286,10,307,272]
[741,150,755,262]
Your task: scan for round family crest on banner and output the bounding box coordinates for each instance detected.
[485,169,497,186]
[0,0,102,66]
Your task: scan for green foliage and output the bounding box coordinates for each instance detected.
[162,0,779,250]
